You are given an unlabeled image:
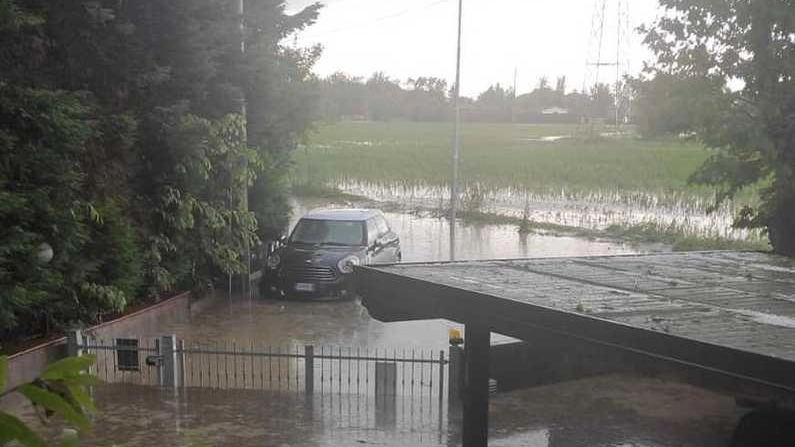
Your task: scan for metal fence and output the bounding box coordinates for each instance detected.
[73,332,453,404]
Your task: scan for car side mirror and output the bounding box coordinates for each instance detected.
[278,234,287,244]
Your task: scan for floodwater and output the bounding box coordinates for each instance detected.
[129,197,648,349]
[23,374,740,447]
[17,199,746,446]
[290,198,648,263]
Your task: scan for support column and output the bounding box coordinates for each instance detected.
[463,323,490,447]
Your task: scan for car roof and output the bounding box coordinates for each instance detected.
[301,208,382,221]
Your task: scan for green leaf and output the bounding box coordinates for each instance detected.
[0,355,7,390]
[41,355,96,380]
[63,374,100,387]
[64,382,96,413]
[17,384,89,430]
[0,412,48,447]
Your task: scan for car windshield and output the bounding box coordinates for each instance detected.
[290,219,366,246]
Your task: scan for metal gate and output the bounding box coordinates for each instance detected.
[73,332,452,403]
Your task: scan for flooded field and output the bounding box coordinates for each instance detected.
[295,122,767,244]
[335,180,753,240]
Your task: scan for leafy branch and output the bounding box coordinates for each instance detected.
[0,355,97,447]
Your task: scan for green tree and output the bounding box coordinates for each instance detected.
[642,0,795,255]
[630,73,726,138]
[0,0,323,341]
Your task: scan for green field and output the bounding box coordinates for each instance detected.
[294,122,714,201]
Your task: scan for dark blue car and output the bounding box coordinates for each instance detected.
[263,209,401,299]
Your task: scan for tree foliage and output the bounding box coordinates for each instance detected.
[641,0,795,255]
[0,0,321,342]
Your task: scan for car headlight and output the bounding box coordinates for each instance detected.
[266,253,281,269]
[337,255,360,274]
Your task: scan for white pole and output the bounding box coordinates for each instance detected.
[450,0,463,262]
[239,0,251,298]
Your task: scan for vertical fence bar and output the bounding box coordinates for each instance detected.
[259,342,264,389]
[249,341,255,389]
[305,345,314,395]
[277,346,282,389]
[233,341,238,388]
[338,346,342,395]
[438,350,445,405]
[224,340,229,389]
[296,347,300,390]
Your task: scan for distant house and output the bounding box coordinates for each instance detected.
[541,106,570,115]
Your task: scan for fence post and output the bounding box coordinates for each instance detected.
[160,335,178,388]
[448,345,464,404]
[178,339,186,388]
[66,330,84,357]
[304,345,314,396]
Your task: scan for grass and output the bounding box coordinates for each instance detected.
[602,223,770,252]
[454,211,769,252]
[295,121,727,202]
[290,182,367,202]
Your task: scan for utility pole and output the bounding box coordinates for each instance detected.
[450,0,463,262]
[511,67,518,124]
[239,0,251,298]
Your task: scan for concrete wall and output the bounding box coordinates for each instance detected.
[1,292,191,410]
[489,338,626,392]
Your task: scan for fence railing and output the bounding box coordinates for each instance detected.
[70,331,460,404]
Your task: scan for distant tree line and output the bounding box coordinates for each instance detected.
[315,72,620,124]
[0,0,321,344]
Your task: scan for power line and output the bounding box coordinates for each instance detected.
[314,0,454,35]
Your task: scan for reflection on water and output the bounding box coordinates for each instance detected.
[290,198,646,263]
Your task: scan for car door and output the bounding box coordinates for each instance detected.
[374,214,400,263]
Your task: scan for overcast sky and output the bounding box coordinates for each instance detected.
[286,0,663,97]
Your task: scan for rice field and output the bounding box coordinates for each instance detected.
[293,121,766,245]
[296,122,715,197]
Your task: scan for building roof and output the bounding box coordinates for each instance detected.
[541,106,570,114]
[302,208,381,221]
[357,251,795,398]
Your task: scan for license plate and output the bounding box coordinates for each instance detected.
[294,283,315,292]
